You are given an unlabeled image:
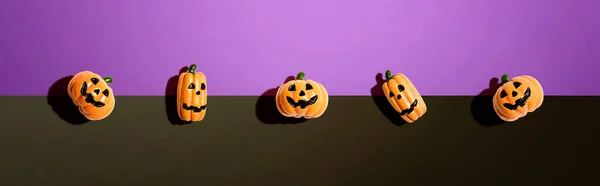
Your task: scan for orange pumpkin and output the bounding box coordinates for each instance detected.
[177,64,207,122]
[67,71,115,121]
[493,74,544,122]
[276,72,329,119]
[382,70,427,123]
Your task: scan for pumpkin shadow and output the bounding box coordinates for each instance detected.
[470,77,506,126]
[370,73,407,126]
[164,67,192,125]
[46,75,90,125]
[255,76,308,124]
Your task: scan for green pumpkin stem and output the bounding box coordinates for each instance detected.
[103,77,113,84]
[385,70,393,81]
[296,72,306,80]
[188,64,197,73]
[501,74,509,83]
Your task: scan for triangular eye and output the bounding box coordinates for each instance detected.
[500,90,508,98]
[94,89,100,94]
[200,83,206,90]
[513,82,521,88]
[288,84,296,91]
[102,89,109,96]
[305,83,313,90]
[389,92,394,98]
[188,83,195,89]
[90,78,100,85]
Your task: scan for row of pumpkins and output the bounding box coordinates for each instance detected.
[68,64,544,123]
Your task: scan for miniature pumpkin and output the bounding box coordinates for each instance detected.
[492,74,544,122]
[276,72,329,119]
[382,70,427,123]
[177,64,207,122]
[67,71,115,121]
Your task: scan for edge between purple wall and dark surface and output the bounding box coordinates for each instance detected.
[9,74,600,186]
[47,71,518,126]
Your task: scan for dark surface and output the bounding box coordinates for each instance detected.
[1,96,599,186]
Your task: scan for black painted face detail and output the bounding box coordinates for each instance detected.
[305,83,313,90]
[388,84,417,115]
[182,103,206,113]
[80,81,105,107]
[500,90,508,98]
[182,82,206,111]
[503,87,531,110]
[399,100,418,115]
[397,85,405,92]
[513,82,521,88]
[90,78,99,85]
[388,85,406,99]
[286,96,318,109]
[286,83,318,109]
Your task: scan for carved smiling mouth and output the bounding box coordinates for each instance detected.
[502,88,531,110]
[399,100,418,115]
[287,96,318,109]
[182,103,206,113]
[80,82,105,107]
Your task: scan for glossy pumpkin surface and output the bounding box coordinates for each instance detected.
[381,70,427,123]
[67,71,115,121]
[177,64,207,122]
[493,74,544,122]
[276,72,329,119]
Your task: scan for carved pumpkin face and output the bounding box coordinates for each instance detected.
[177,64,207,122]
[67,71,115,121]
[276,72,329,119]
[381,70,427,123]
[493,74,544,122]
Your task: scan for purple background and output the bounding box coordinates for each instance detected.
[1,0,599,96]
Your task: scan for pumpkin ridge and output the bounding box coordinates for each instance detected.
[520,75,544,110]
[392,75,416,119]
[493,95,515,121]
[495,91,517,119]
[406,78,426,114]
[304,80,319,117]
[520,77,539,111]
[383,82,402,113]
[275,85,286,116]
[400,115,412,123]
[276,83,294,117]
[494,104,514,121]
[306,81,328,118]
